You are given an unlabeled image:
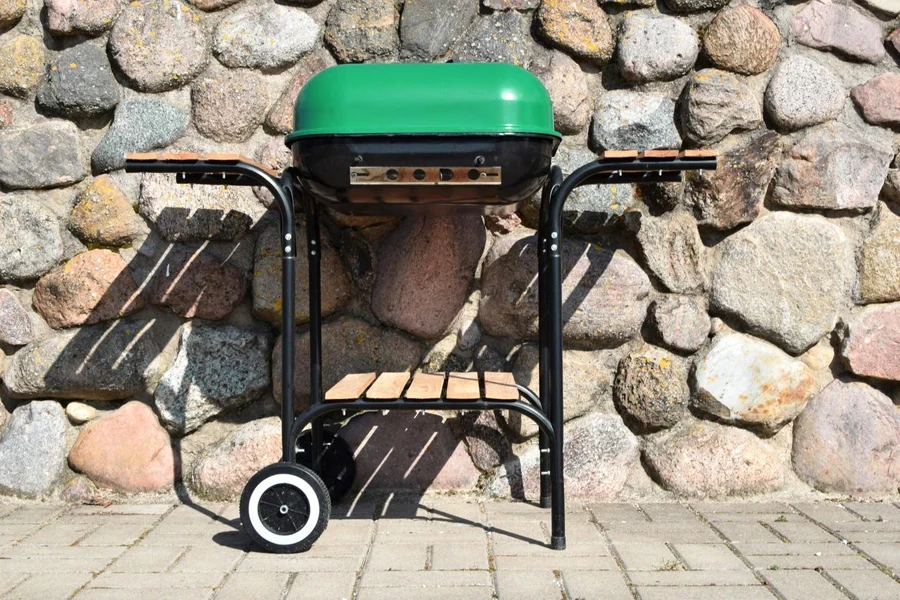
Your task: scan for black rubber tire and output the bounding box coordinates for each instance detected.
[295,430,356,502]
[240,462,330,553]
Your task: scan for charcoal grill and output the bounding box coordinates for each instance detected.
[125,62,716,554]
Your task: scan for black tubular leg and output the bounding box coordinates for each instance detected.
[304,197,325,473]
[277,172,298,463]
[546,181,566,551]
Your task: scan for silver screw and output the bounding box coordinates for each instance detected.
[284,246,291,253]
[550,244,558,252]
[550,232,558,239]
[285,233,292,241]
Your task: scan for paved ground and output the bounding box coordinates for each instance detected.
[0,497,896,599]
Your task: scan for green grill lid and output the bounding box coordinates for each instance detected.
[286,63,561,143]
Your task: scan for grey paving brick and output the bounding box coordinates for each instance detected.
[108,545,186,573]
[746,553,877,570]
[75,588,214,600]
[360,570,492,588]
[2,507,65,524]
[611,541,678,571]
[562,571,632,600]
[18,521,101,546]
[284,572,356,600]
[605,528,720,544]
[236,554,362,573]
[357,586,493,600]
[825,568,900,600]
[67,504,172,516]
[832,521,900,533]
[169,544,244,572]
[587,504,649,524]
[0,556,116,574]
[637,586,776,600]
[366,542,427,571]
[215,572,289,600]
[0,574,28,596]
[674,543,748,570]
[792,503,864,524]
[628,569,760,586]
[5,572,92,599]
[78,522,154,546]
[431,542,489,570]
[0,523,43,539]
[88,571,226,589]
[495,570,563,600]
[693,503,791,515]
[843,503,900,523]
[493,554,618,571]
[1,545,125,560]
[491,536,609,558]
[840,531,900,543]
[641,503,701,522]
[857,542,900,571]
[712,522,785,544]
[734,542,857,556]
[762,570,847,600]
[766,521,837,543]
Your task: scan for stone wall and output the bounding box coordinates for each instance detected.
[0,0,898,503]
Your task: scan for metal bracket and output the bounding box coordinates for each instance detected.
[349,166,501,186]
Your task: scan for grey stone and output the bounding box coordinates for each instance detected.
[525,143,637,233]
[451,410,510,473]
[840,302,900,382]
[502,343,627,439]
[535,0,614,66]
[709,212,855,354]
[488,412,639,500]
[272,316,422,410]
[91,99,188,174]
[647,295,710,353]
[772,122,891,211]
[858,205,900,304]
[451,10,535,67]
[36,44,118,119]
[2,319,162,400]
[590,91,681,152]
[684,131,781,231]
[0,402,67,499]
[793,380,900,494]
[764,55,845,132]
[154,323,272,435]
[215,4,319,69]
[617,12,699,83]
[480,232,651,347]
[68,175,147,247]
[662,0,727,13]
[485,0,539,7]
[372,216,485,340]
[0,36,45,99]
[0,0,24,27]
[643,419,784,498]
[0,289,33,346]
[45,0,121,35]
[703,6,781,76]
[629,210,707,295]
[693,332,817,431]
[108,0,208,92]
[325,0,398,63]
[192,70,268,143]
[792,0,885,64]
[138,172,264,242]
[0,195,64,282]
[0,121,85,190]
[681,69,762,146]
[614,345,689,430]
[532,50,591,136]
[192,417,281,500]
[253,223,351,326]
[399,0,477,61]
[885,170,900,204]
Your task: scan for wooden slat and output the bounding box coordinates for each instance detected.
[446,372,481,401]
[641,149,680,158]
[483,372,519,401]
[681,149,718,158]
[405,372,445,400]
[366,372,411,400]
[601,150,640,159]
[325,373,376,401]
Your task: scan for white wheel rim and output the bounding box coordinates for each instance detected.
[248,473,320,546]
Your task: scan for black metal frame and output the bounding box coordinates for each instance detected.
[125,152,716,552]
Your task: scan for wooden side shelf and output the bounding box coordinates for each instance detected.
[324,371,521,403]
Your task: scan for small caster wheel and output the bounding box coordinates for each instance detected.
[240,462,330,553]
[295,430,356,502]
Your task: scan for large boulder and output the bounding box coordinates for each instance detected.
[154,323,272,435]
[629,210,707,295]
[399,0,477,61]
[792,380,900,494]
[851,74,900,129]
[192,417,281,500]
[192,70,268,143]
[662,0,727,13]
[214,4,318,69]
[771,123,891,211]
[372,216,485,340]
[0,36,45,98]
[535,0,614,66]
[68,401,175,492]
[325,0,399,63]
[0,0,24,27]
[693,333,817,431]
[138,172,264,242]
[532,50,590,136]
[614,345,690,430]
[764,55,844,132]
[590,91,680,152]
[646,295,710,354]
[68,176,147,247]
[840,303,900,382]
[684,132,781,231]
[45,0,120,34]
[680,69,762,146]
[643,420,784,498]
[33,250,145,330]
[36,44,118,118]
[0,120,84,190]
[0,195,64,282]
[108,0,208,92]
[858,206,900,304]
[702,6,780,75]
[91,99,188,174]
[709,212,854,354]
[488,412,639,500]
[0,289,34,346]
[0,402,67,499]
[253,224,351,327]
[451,11,535,67]
[340,410,480,492]
[791,0,884,64]
[480,232,651,347]
[2,319,162,400]
[616,12,698,83]
[272,316,422,409]
[265,50,335,134]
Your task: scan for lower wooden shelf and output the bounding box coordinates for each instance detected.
[323,371,519,403]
